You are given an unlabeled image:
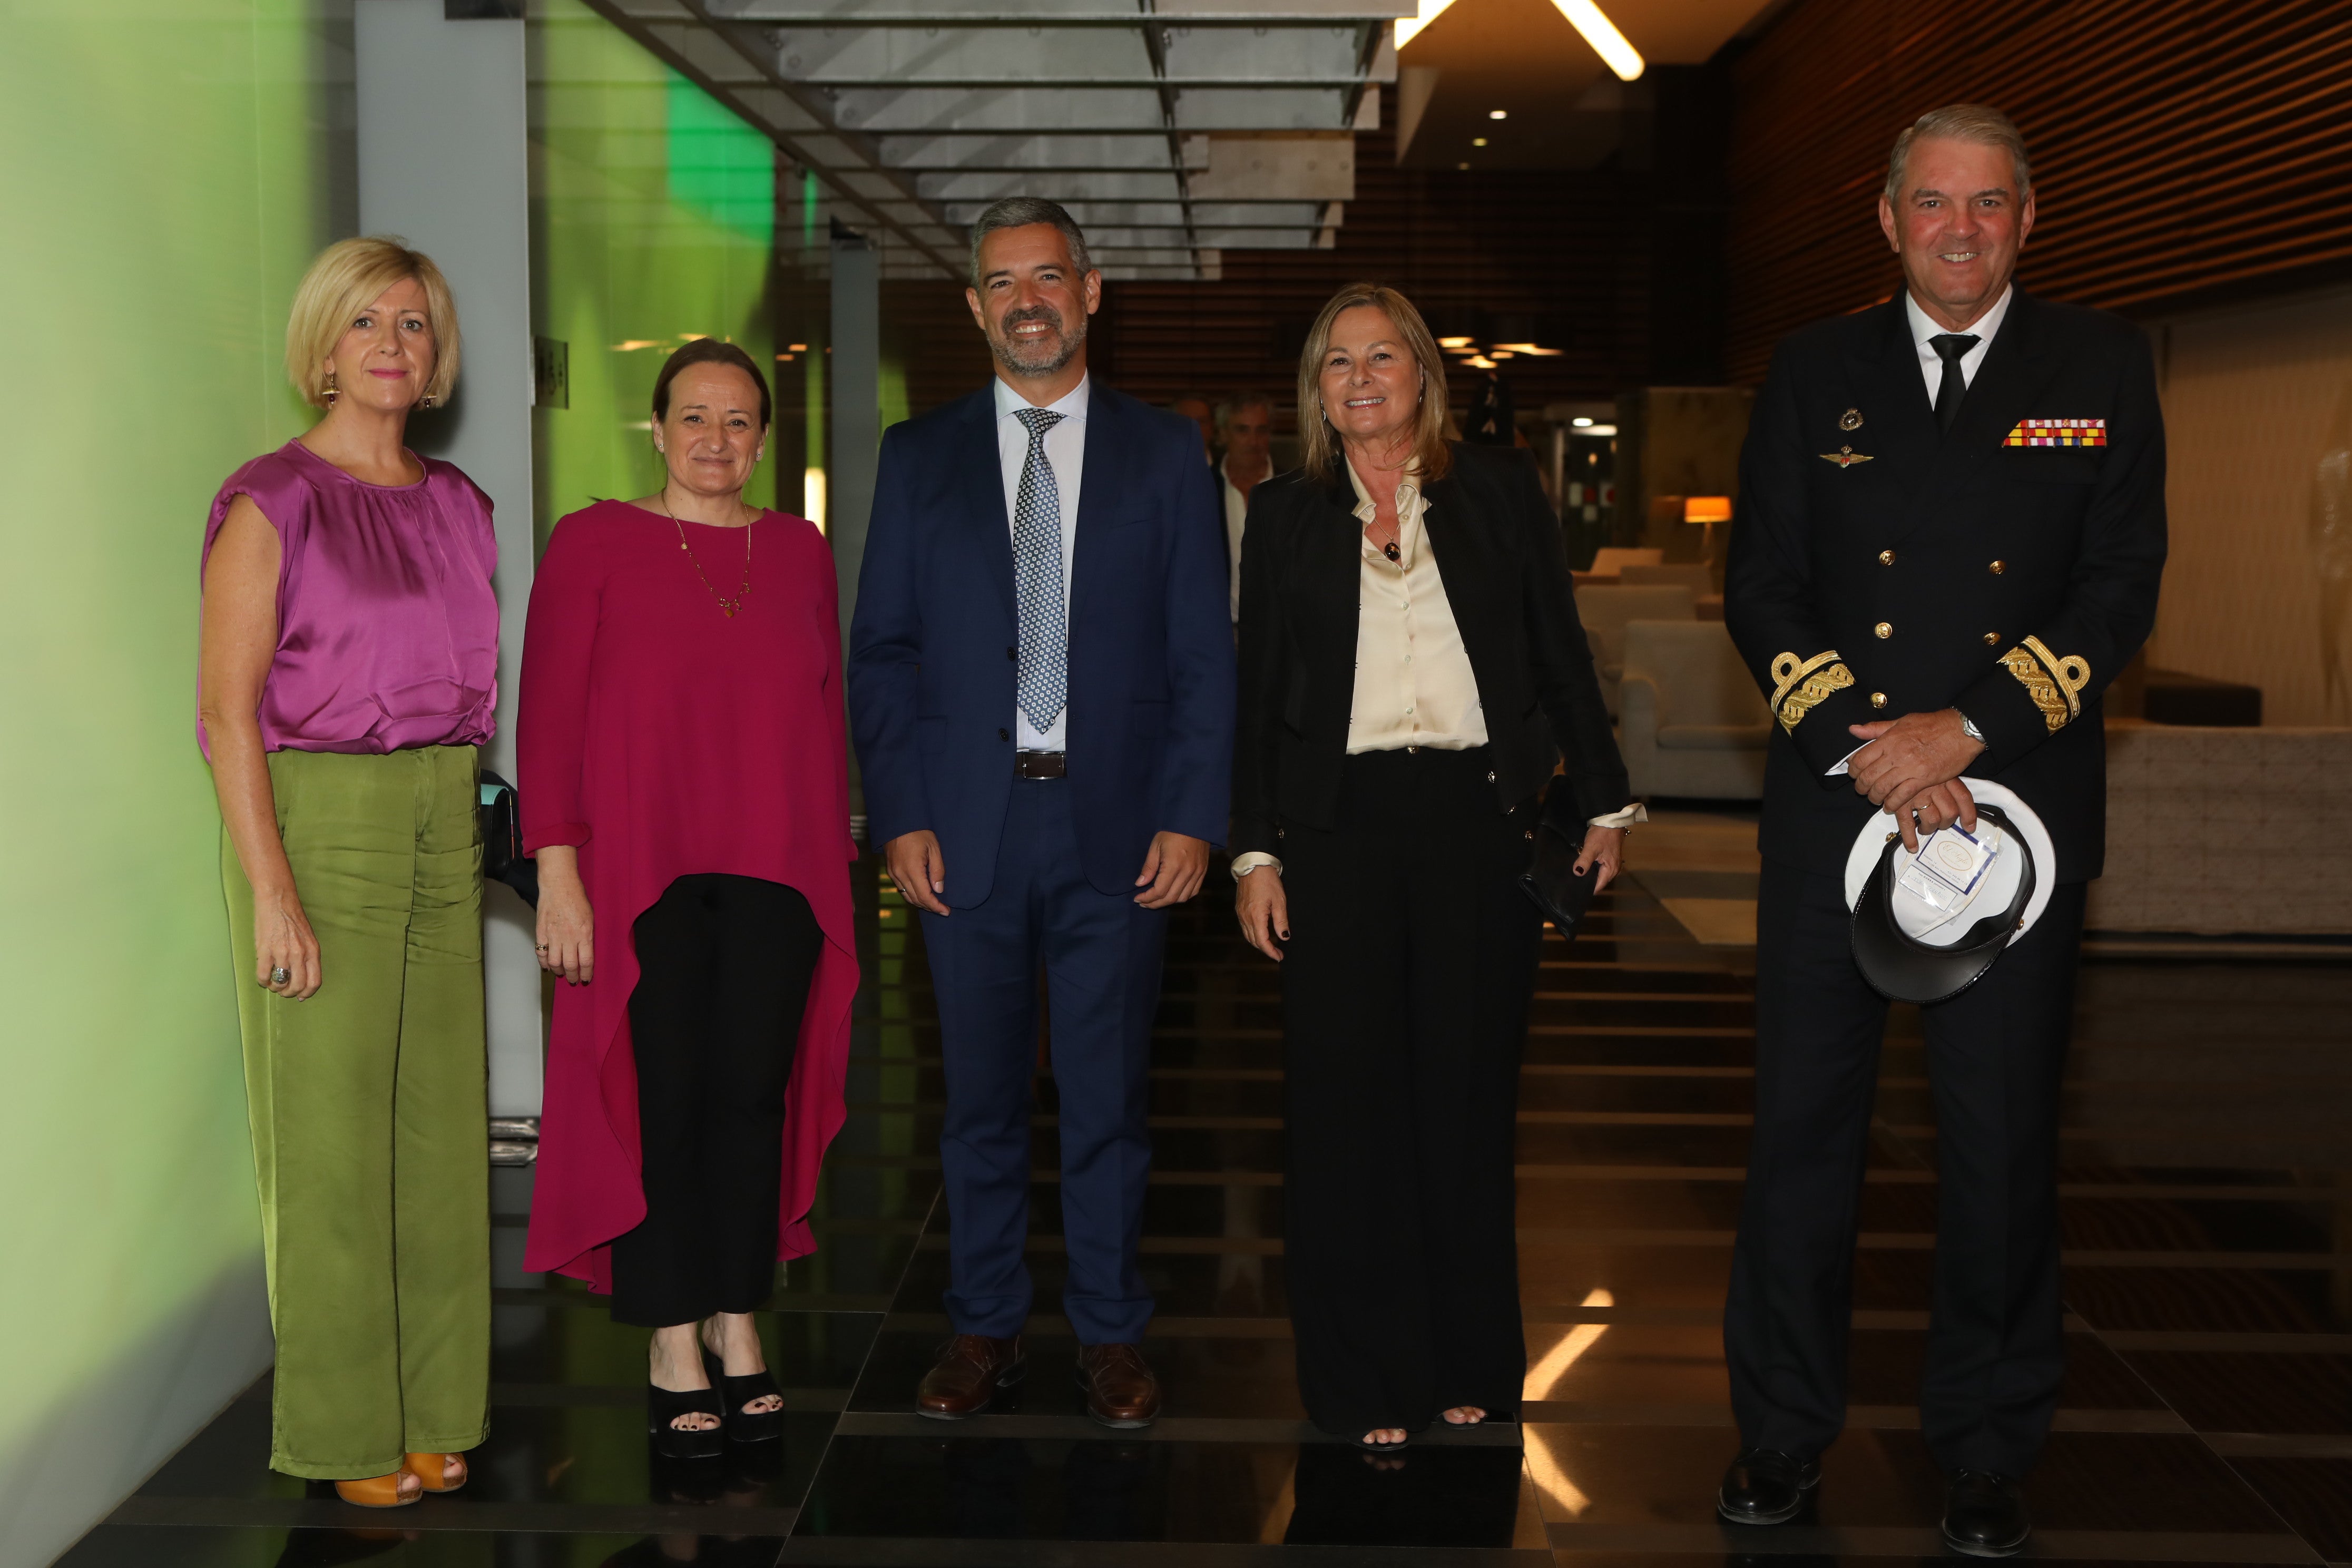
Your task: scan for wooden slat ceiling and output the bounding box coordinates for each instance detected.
[1724,0,2352,382]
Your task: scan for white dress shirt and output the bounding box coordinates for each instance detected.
[995,375,1088,752]
[1906,283,2011,406]
[1220,456,1249,624]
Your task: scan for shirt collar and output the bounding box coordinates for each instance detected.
[1344,456,1423,522]
[1905,282,2012,351]
[994,374,1090,424]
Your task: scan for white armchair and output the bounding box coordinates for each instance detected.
[1573,584,1696,716]
[1619,620,1772,800]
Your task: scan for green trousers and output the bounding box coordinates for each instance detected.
[222,745,491,1478]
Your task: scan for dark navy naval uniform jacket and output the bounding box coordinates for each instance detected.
[1726,288,2168,884]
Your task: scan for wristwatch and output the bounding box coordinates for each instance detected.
[1957,711,1986,744]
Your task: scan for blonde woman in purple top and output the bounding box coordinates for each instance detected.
[198,237,495,1508]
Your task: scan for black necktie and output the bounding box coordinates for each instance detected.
[1930,332,1979,433]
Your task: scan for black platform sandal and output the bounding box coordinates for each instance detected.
[702,1346,786,1443]
[647,1381,726,1460]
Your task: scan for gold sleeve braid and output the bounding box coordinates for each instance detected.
[1998,635,2092,733]
[1768,650,1855,734]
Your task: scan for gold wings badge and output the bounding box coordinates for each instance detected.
[1819,445,1872,468]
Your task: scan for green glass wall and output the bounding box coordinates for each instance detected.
[0,2,337,1557]
[530,0,780,540]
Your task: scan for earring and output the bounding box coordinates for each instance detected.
[418,393,437,410]
[324,369,338,407]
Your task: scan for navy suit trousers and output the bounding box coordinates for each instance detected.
[919,777,1165,1344]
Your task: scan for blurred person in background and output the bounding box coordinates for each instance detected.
[1217,392,1276,623]
[1169,391,1217,465]
[199,236,493,1508]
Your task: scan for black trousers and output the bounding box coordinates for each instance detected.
[1279,747,1543,1436]
[1726,858,2086,1476]
[612,873,824,1328]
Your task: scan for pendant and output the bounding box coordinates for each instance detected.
[722,604,738,618]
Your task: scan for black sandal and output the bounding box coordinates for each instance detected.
[703,1346,786,1443]
[1350,1429,1411,1453]
[647,1381,725,1459]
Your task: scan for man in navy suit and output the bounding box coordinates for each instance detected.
[847,198,1234,1428]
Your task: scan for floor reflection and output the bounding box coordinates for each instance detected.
[1282,1442,1528,1548]
[66,827,2352,1565]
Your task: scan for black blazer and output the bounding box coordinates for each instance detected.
[1232,440,1629,859]
[1726,288,2167,883]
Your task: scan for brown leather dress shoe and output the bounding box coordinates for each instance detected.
[1076,1342,1162,1429]
[916,1334,1024,1419]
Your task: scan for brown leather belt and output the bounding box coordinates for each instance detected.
[1015,751,1067,779]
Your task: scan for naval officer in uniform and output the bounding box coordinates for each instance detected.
[1718,104,2167,1557]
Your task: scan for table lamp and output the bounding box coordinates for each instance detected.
[1684,495,1732,561]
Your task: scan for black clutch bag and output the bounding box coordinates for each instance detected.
[1517,780,1600,938]
[478,769,539,907]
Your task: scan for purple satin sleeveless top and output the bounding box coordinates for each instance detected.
[199,440,499,757]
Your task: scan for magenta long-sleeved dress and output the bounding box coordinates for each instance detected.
[517,499,859,1291]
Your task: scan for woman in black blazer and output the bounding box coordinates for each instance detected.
[1232,283,1640,1451]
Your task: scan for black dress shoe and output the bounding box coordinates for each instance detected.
[1943,1469,2029,1557]
[1716,1447,1820,1525]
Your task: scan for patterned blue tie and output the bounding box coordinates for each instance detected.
[1012,406,1067,734]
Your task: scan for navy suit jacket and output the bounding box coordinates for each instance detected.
[848,380,1236,908]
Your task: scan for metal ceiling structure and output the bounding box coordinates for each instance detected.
[580,0,1416,280]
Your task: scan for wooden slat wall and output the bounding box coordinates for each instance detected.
[878,90,1674,423]
[1726,0,2352,382]
[883,279,994,417]
[1095,120,1653,426]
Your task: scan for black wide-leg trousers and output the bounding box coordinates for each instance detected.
[1279,747,1544,1437]
[1726,857,2087,1476]
[612,873,824,1328]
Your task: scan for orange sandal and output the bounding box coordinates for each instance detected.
[332,1471,422,1507]
[404,1452,467,1493]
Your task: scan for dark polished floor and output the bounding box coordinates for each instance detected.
[61,843,2352,1566]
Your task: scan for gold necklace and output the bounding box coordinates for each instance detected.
[661,491,754,618]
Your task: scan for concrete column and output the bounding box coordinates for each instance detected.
[356,0,541,1118]
[829,220,880,641]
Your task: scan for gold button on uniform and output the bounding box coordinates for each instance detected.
[1988,560,2006,574]
[1984,631,2000,645]
[1870,691,1887,709]
[1878,550,1895,565]
[1874,621,1892,639]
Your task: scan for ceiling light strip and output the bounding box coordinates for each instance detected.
[1393,0,1454,50]
[1550,0,1643,81]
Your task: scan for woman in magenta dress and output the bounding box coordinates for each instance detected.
[518,339,858,1458]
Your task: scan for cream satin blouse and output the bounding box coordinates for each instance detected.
[1344,459,1488,753]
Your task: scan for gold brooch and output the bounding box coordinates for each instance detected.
[1839,407,1864,431]
[1819,445,1873,468]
